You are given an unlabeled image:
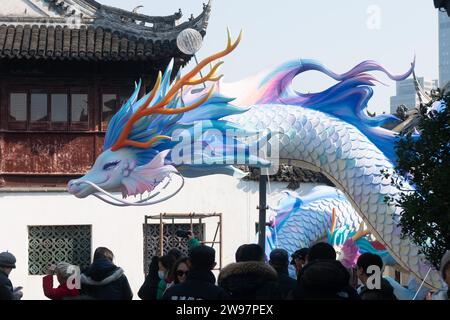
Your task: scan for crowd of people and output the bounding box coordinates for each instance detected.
[1,232,449,300]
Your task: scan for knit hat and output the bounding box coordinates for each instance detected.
[0,251,16,269]
[55,262,75,280]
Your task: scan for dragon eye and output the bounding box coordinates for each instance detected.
[103,160,121,171]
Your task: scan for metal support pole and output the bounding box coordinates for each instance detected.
[194,55,206,90]
[159,213,164,256]
[258,174,268,249]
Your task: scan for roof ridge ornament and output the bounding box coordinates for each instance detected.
[0,1,212,41]
[132,5,144,14]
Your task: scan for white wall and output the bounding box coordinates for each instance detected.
[0,174,320,300]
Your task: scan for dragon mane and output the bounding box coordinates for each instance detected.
[103,60,271,178]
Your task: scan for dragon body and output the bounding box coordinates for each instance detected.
[265,186,361,257]
[67,33,442,289]
[226,101,440,288]
[265,186,395,268]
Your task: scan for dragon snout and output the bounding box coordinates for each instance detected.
[67,179,81,193]
[68,179,77,188]
[67,178,92,198]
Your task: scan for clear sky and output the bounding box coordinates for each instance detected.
[101,0,439,115]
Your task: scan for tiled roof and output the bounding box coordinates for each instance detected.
[0,1,212,62]
[0,24,186,61]
[239,165,333,189]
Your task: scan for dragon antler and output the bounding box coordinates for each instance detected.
[111,29,242,152]
[352,223,371,241]
[330,208,337,234]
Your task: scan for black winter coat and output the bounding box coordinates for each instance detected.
[80,258,133,300]
[218,261,283,300]
[162,269,229,300]
[138,256,160,300]
[274,268,297,299]
[0,270,14,300]
[292,259,360,300]
[359,278,397,300]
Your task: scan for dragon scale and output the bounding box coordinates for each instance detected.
[227,105,441,288]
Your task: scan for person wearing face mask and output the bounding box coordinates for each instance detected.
[138,248,183,300]
[156,255,176,299]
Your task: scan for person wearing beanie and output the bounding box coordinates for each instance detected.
[42,262,80,300]
[0,251,22,300]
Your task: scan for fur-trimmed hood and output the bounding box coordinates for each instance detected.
[218,261,282,300]
[81,258,124,286]
[218,261,278,282]
[81,268,124,286]
[299,259,349,292]
[79,258,133,300]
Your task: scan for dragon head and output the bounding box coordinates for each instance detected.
[67,148,175,199]
[68,30,269,203]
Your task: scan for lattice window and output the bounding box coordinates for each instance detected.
[143,223,205,274]
[28,225,92,275]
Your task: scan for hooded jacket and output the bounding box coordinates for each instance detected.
[80,258,133,300]
[218,261,283,300]
[292,259,360,300]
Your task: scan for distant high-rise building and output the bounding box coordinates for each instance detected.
[390,77,438,114]
[440,11,450,86]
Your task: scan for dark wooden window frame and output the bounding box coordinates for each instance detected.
[99,87,133,131]
[7,87,90,131]
[8,92,27,126]
[50,92,69,131]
